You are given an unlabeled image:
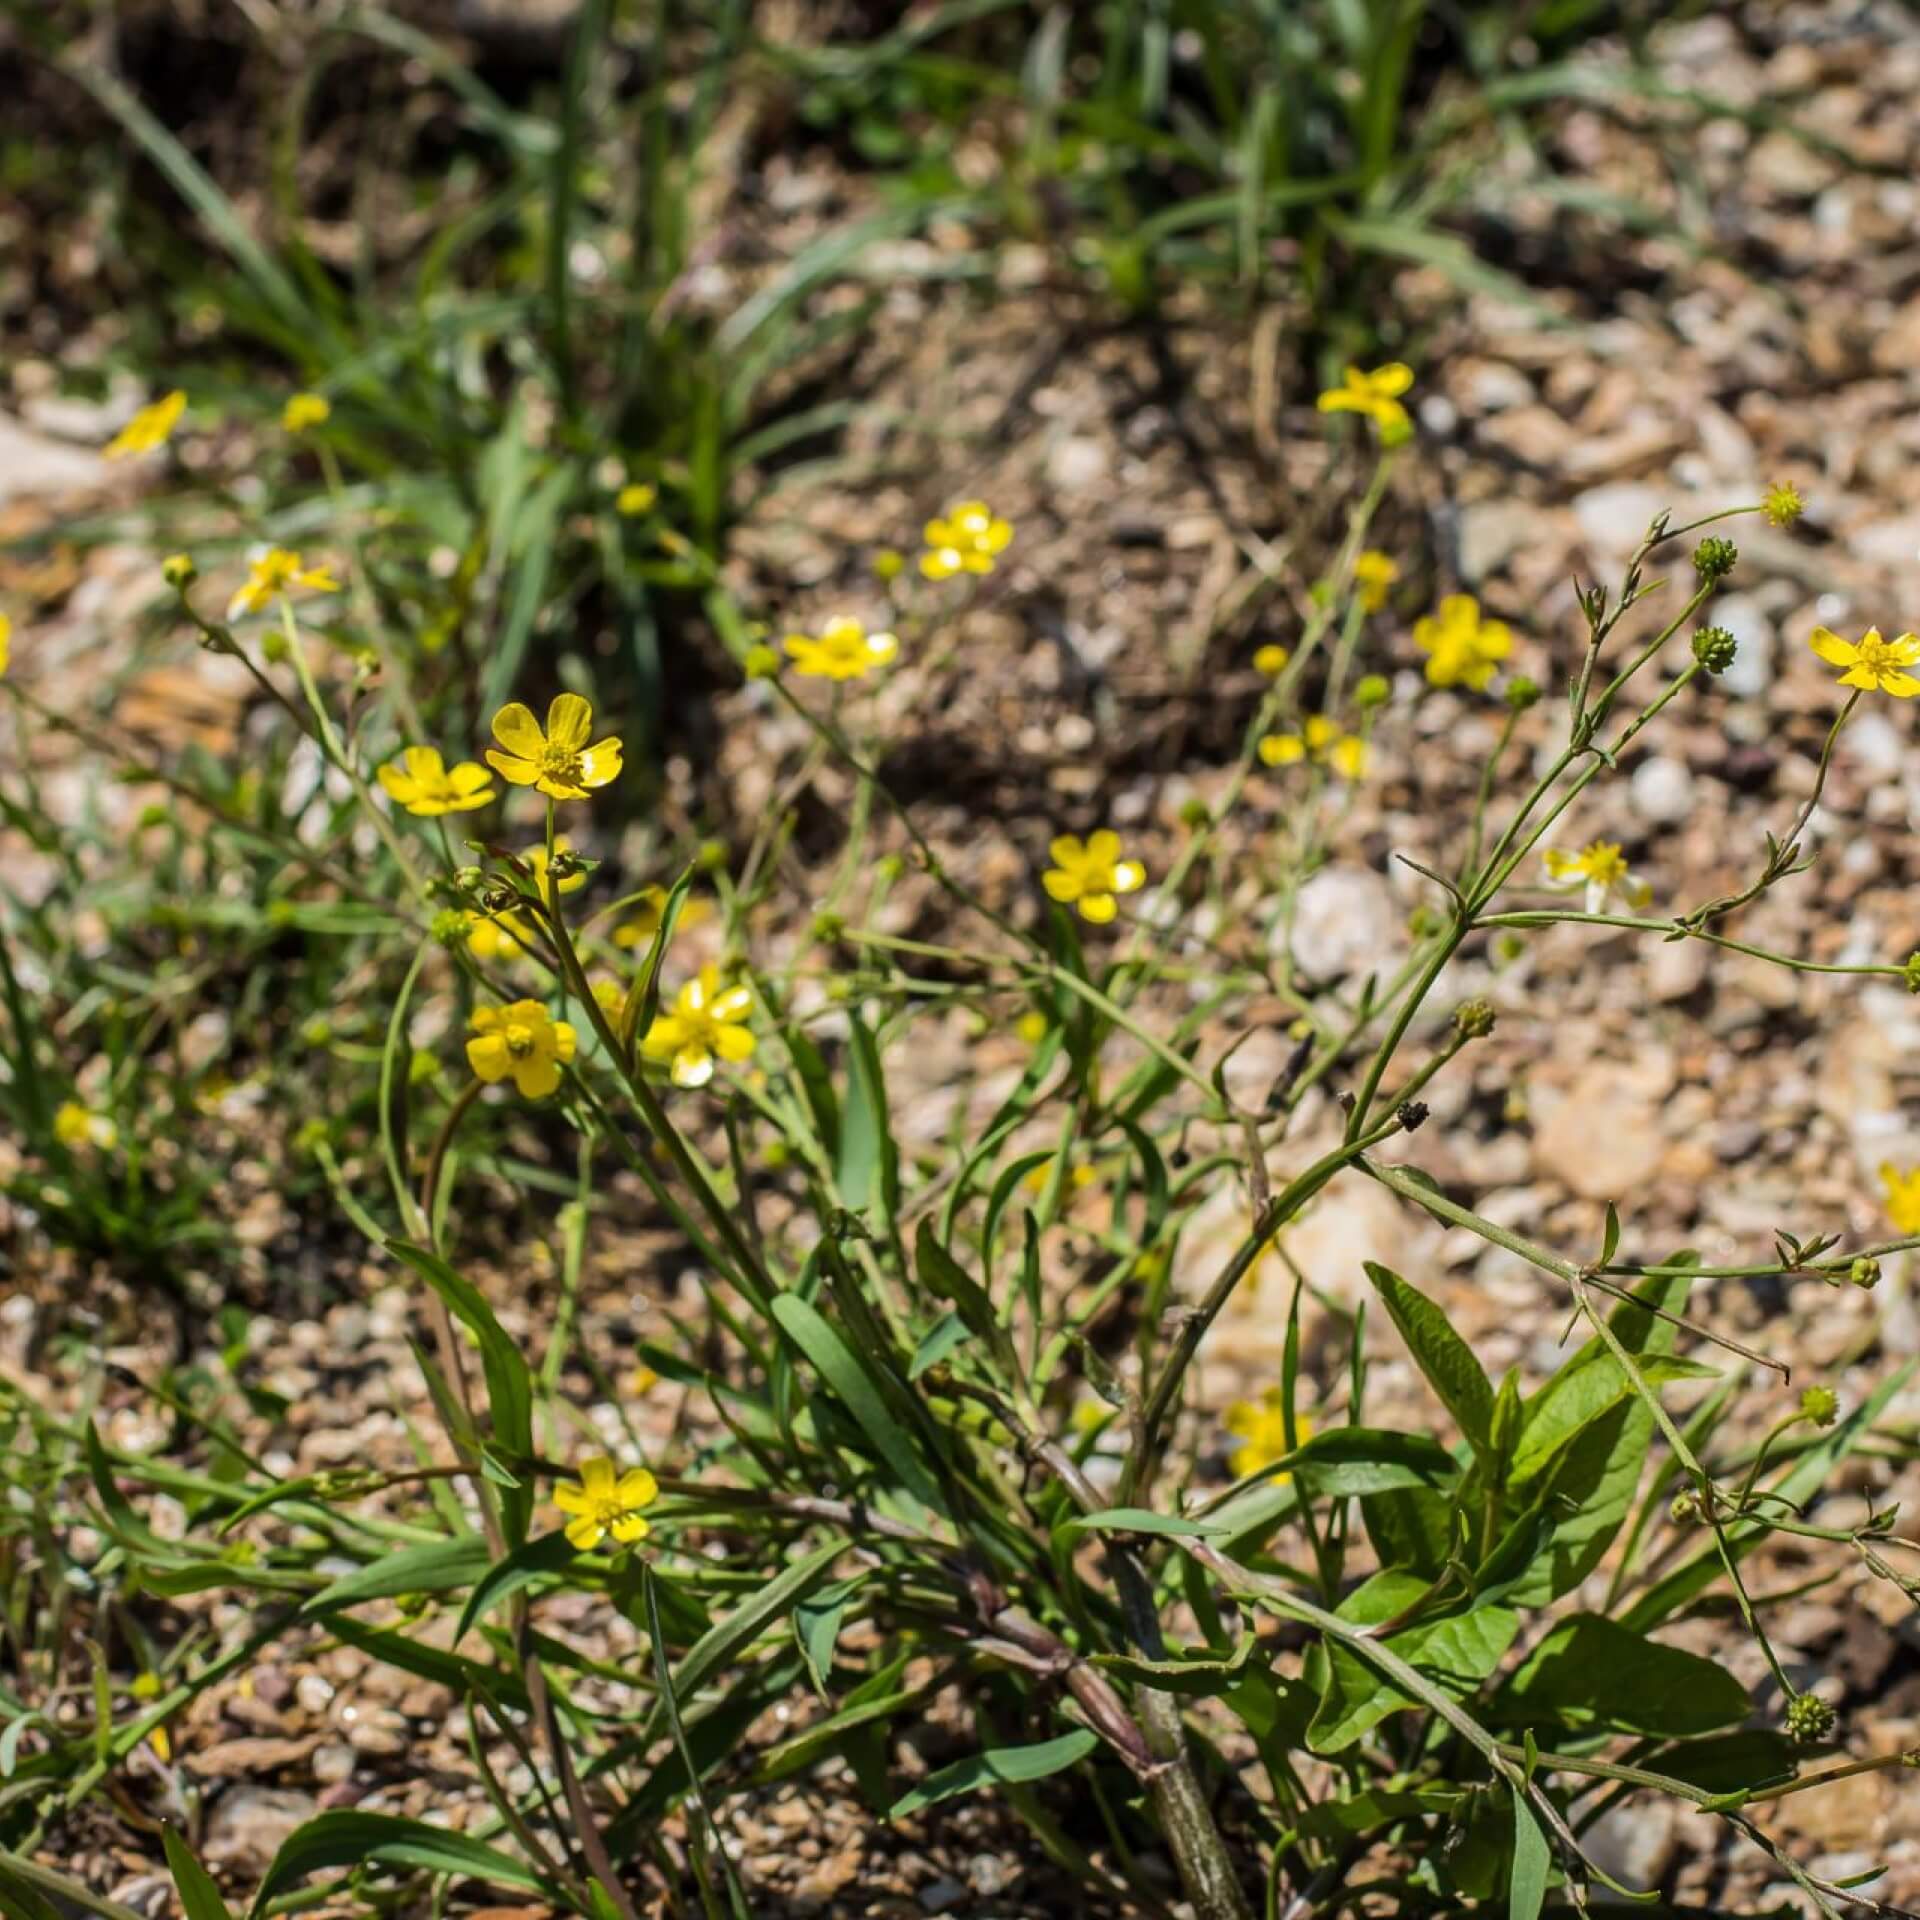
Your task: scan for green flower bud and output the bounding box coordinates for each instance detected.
[1504,676,1541,713]
[259,629,289,664]
[744,643,780,681]
[1799,1385,1838,1428]
[1849,1255,1882,1291]
[161,552,197,589]
[1784,1692,1835,1745]
[697,838,729,873]
[1693,536,1738,584]
[1904,950,1920,995]
[1353,673,1391,710]
[1453,998,1496,1040]
[811,912,845,945]
[1692,626,1738,674]
[1668,1488,1701,1526]
[431,908,474,948]
[1178,796,1212,829]
[875,854,905,884]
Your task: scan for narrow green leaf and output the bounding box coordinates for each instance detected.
[250,1811,548,1908]
[162,1829,235,1920]
[770,1294,944,1515]
[1509,1783,1550,1920]
[453,1531,580,1644]
[889,1728,1099,1818]
[303,1535,491,1615]
[1061,1508,1224,1540]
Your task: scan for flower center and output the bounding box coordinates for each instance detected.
[588,1491,627,1525]
[538,742,585,785]
[1584,846,1628,885]
[505,1022,536,1057]
[1858,634,1898,670]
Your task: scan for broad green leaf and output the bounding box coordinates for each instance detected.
[1364,1263,1494,1455]
[1308,1570,1519,1754]
[251,1811,548,1908]
[889,1728,1099,1818]
[1286,1425,1460,1496]
[1298,1783,1463,1845]
[794,1575,863,1696]
[163,1828,235,1920]
[1494,1614,1749,1737]
[771,1294,944,1515]
[913,1220,1005,1359]
[1639,1729,1798,1796]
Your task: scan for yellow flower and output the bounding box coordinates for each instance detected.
[1042,830,1145,925]
[920,500,1013,580]
[1763,482,1805,528]
[486,694,624,800]
[1253,643,1291,677]
[1354,550,1400,612]
[1880,1162,1920,1235]
[0,613,9,676]
[1015,1009,1049,1045]
[104,390,186,459]
[1258,714,1367,780]
[1224,1390,1313,1481]
[554,1457,657,1552]
[227,549,341,620]
[377,746,496,817]
[1413,594,1512,691]
[782,617,900,681]
[467,1000,577,1099]
[54,1101,117,1150]
[468,915,530,962]
[1807,626,1920,698]
[642,965,755,1089]
[630,1363,660,1396]
[616,482,656,516]
[282,392,331,433]
[1542,840,1651,915]
[593,979,625,1018]
[1316,364,1413,442]
[872,548,905,580]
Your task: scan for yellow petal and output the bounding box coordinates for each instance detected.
[1370,362,1415,396]
[467,1034,510,1081]
[554,1483,590,1515]
[1042,870,1082,902]
[564,1515,604,1552]
[579,1458,616,1494]
[491,702,547,758]
[1047,834,1085,868]
[1877,670,1920,697]
[515,1055,562,1100]
[1807,627,1859,667]
[485,747,541,785]
[547,692,593,752]
[609,1514,651,1544]
[713,1024,756,1062]
[672,1046,715,1089]
[1078,892,1118,924]
[615,1468,658,1508]
[578,739,624,787]
[1085,829,1121,865]
[1111,860,1145,894]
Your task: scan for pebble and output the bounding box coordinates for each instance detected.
[1630,755,1695,824]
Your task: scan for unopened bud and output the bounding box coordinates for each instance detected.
[1353,674,1391,710]
[1849,1256,1881,1291]
[1799,1385,1838,1428]
[1453,998,1496,1040]
[1693,537,1738,584]
[744,643,780,681]
[161,552,197,589]
[1692,626,1737,674]
[1785,1692,1835,1745]
[1504,676,1541,712]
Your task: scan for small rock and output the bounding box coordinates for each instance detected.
[1573,482,1665,558]
[917,1877,967,1913]
[1286,866,1400,981]
[1460,359,1534,413]
[1533,1063,1668,1199]
[1710,593,1776,701]
[0,414,111,504]
[1581,1799,1676,1890]
[204,1786,319,1872]
[1045,435,1108,493]
[1459,500,1546,582]
[1631,756,1695,825]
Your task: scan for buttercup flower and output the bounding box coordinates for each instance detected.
[554,1457,657,1552]
[377,746,496,817]
[1414,595,1512,691]
[467,1000,577,1099]
[282,392,331,433]
[1807,626,1920,698]
[1317,364,1413,442]
[105,390,186,459]
[1015,1009,1049,1045]
[1543,841,1651,914]
[1763,482,1805,528]
[1253,643,1291,677]
[54,1101,117,1150]
[920,501,1013,580]
[783,617,899,681]
[642,965,755,1089]
[486,694,624,800]
[1224,1389,1314,1481]
[1354,550,1400,612]
[1042,831,1145,925]
[227,549,341,620]
[1259,714,1366,780]
[1880,1162,1920,1235]
[616,482,656,516]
